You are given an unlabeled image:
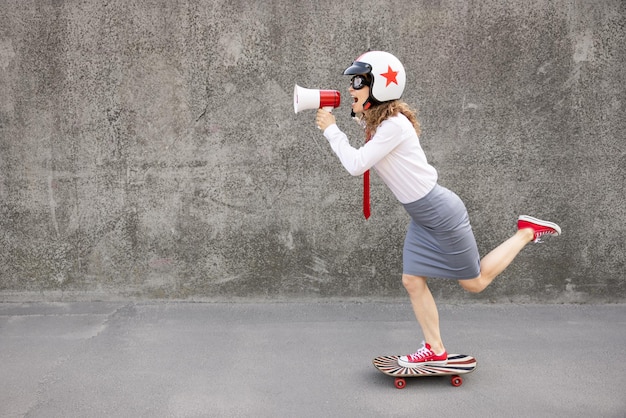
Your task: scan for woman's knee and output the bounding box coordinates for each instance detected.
[458,277,484,293]
[402,274,427,294]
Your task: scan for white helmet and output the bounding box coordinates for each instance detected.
[343,51,406,106]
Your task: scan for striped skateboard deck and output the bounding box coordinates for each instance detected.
[373,354,477,389]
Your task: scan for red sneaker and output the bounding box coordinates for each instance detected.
[518,215,562,243]
[398,342,448,368]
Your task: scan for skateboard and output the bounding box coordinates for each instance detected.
[373,354,477,389]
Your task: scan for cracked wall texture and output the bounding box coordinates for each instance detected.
[0,0,624,302]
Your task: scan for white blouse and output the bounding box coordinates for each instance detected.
[323,114,438,204]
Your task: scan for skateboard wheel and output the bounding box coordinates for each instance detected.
[451,375,463,387]
[394,378,406,389]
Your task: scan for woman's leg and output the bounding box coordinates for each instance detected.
[402,274,445,354]
[459,215,562,293]
[459,227,535,293]
[401,231,533,359]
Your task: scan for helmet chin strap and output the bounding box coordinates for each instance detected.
[351,99,371,118]
[366,93,382,108]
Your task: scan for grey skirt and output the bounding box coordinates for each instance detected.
[403,184,480,280]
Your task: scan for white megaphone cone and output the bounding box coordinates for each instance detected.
[294,85,341,113]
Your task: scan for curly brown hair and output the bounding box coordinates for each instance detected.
[362,100,421,138]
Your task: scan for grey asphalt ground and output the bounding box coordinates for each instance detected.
[1,301,624,418]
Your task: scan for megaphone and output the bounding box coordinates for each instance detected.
[293,84,341,113]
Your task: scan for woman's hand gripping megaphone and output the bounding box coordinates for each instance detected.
[315,108,336,132]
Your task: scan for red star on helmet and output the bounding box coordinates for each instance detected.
[380,65,399,86]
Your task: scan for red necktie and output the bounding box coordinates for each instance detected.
[363,131,372,219]
[363,170,370,219]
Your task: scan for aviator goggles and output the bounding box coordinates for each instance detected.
[350,75,371,90]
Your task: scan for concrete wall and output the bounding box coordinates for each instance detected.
[0,0,624,302]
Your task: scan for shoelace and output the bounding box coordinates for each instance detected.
[534,230,556,243]
[407,342,432,361]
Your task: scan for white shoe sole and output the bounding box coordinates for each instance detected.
[397,357,448,368]
[518,215,562,235]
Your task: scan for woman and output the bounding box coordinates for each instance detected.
[315,51,561,367]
